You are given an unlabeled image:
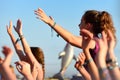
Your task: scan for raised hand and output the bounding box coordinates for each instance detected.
[80,29,94,50]
[6,21,13,36]
[95,31,112,80]
[106,30,120,80]
[15,61,34,80]
[15,61,31,76]
[14,19,23,35]
[2,46,13,57]
[0,46,16,80]
[34,8,54,26]
[75,52,86,70]
[95,31,108,63]
[74,52,91,80]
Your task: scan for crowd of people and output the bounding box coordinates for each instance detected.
[0,7,120,80]
[0,19,45,80]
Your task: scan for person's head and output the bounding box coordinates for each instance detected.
[30,47,45,75]
[79,10,116,40]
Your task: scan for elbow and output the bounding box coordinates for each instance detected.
[67,36,81,48]
[67,36,75,45]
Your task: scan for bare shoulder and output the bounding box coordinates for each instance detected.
[91,39,96,49]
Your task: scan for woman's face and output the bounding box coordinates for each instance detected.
[78,18,88,35]
[78,17,93,36]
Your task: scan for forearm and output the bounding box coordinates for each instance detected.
[47,20,82,48]
[78,66,91,80]
[88,61,100,80]
[18,34,31,54]
[96,56,112,80]
[109,67,120,80]
[107,52,120,80]
[19,34,38,64]
[84,50,100,80]
[9,34,25,61]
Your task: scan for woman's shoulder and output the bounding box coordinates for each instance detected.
[90,39,96,49]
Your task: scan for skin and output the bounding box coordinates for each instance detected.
[7,19,43,80]
[0,46,16,80]
[34,8,99,80]
[83,29,120,80]
[81,29,100,80]
[15,61,34,80]
[14,19,43,80]
[7,21,27,61]
[106,30,120,80]
[95,31,112,80]
[34,8,95,49]
[75,52,91,80]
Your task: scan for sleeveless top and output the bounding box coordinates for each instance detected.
[84,40,99,72]
[90,40,99,60]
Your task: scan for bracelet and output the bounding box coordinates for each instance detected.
[19,35,24,39]
[52,22,56,28]
[51,22,56,37]
[98,67,111,80]
[98,67,108,74]
[86,58,93,64]
[15,35,24,44]
[83,58,93,66]
[106,58,119,70]
[107,61,119,70]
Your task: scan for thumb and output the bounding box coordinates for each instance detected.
[49,16,53,20]
[13,25,17,32]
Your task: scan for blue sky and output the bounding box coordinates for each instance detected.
[0,0,120,78]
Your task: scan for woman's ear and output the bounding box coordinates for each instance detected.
[86,23,93,30]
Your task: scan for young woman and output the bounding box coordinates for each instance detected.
[34,8,117,80]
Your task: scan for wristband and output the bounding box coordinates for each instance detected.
[83,58,93,66]
[106,58,119,70]
[107,61,118,70]
[51,22,56,37]
[98,67,111,80]
[86,58,93,64]
[15,35,24,44]
[19,35,24,39]
[52,22,56,28]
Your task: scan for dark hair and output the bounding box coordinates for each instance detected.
[30,47,45,77]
